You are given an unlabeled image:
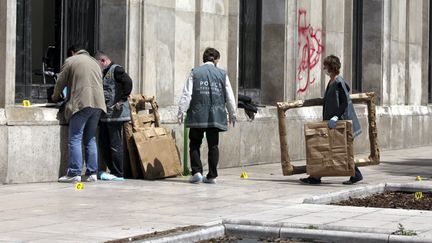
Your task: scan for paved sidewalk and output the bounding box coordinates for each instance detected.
[1,146,432,242]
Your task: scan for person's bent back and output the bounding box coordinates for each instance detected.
[53,50,106,121]
[53,46,106,183]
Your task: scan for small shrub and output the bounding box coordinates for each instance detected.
[391,223,417,236]
[306,225,319,230]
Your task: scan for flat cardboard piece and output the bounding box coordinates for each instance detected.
[124,122,143,179]
[304,121,355,177]
[137,114,156,128]
[133,127,181,180]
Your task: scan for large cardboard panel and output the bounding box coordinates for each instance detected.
[124,122,143,179]
[133,128,181,180]
[305,121,355,177]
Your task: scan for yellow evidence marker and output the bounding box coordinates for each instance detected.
[75,182,84,190]
[240,171,249,179]
[415,192,424,200]
[22,100,31,107]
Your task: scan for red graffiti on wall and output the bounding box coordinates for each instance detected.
[296,8,324,93]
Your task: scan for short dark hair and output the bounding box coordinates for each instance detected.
[323,55,341,75]
[67,44,84,57]
[94,50,108,61]
[202,47,220,63]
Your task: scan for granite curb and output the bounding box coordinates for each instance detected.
[136,225,225,243]
[279,228,432,243]
[303,182,432,204]
[223,219,393,235]
[134,220,431,243]
[224,222,431,243]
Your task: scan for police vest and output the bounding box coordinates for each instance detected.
[186,64,228,131]
[100,64,131,122]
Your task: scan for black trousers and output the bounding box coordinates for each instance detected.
[99,122,124,177]
[353,166,363,180]
[189,128,220,179]
[312,166,362,181]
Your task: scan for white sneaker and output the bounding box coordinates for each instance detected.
[189,172,203,183]
[58,175,81,183]
[82,174,97,182]
[203,177,217,184]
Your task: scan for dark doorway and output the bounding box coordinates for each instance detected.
[352,0,363,93]
[61,0,98,61]
[239,0,262,99]
[15,0,98,103]
[15,0,58,103]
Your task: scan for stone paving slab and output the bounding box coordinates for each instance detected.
[0,146,431,242]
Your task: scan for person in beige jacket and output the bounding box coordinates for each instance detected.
[52,45,106,183]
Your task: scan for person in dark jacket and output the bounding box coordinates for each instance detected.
[300,55,363,185]
[94,51,133,181]
[177,47,237,184]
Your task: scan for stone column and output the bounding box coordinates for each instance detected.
[420,0,429,105]
[125,0,144,94]
[363,0,385,105]
[227,0,239,98]
[342,0,353,88]
[125,0,235,107]
[143,1,176,107]
[0,0,16,108]
[390,0,407,105]
[195,0,235,98]
[324,0,352,87]
[261,0,285,105]
[174,0,197,105]
[293,0,324,100]
[98,0,127,67]
[197,1,230,69]
[0,0,16,183]
[0,113,6,183]
[0,1,5,107]
[284,0,297,101]
[407,0,424,105]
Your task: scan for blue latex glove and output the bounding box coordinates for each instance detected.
[328,116,338,128]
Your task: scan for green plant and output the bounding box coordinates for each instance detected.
[391,223,417,236]
[306,225,319,230]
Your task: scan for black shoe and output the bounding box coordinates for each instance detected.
[342,176,363,185]
[300,177,321,185]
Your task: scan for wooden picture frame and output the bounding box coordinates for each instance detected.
[276,92,380,175]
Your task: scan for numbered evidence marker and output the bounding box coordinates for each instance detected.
[415,192,424,200]
[22,100,31,107]
[75,182,84,190]
[240,171,249,179]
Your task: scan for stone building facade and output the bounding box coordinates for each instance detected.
[0,0,431,183]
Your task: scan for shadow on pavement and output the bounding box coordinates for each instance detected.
[374,158,432,177]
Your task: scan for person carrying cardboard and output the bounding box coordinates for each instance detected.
[300,55,363,185]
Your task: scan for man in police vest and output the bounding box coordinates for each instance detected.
[178,47,237,184]
[94,51,133,181]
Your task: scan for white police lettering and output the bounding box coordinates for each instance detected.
[199,80,222,94]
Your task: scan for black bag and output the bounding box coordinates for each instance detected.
[238,94,258,120]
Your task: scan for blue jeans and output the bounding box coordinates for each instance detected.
[67,107,102,176]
